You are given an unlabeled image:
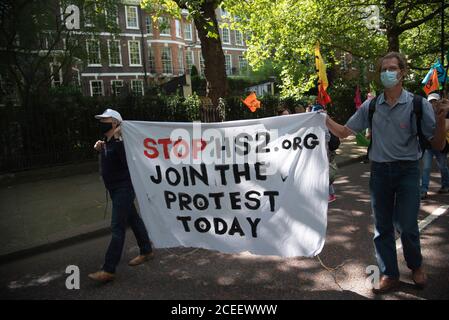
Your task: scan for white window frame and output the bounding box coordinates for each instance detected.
[238,55,247,71]
[111,79,123,96]
[221,28,230,44]
[184,23,192,41]
[161,47,173,74]
[235,30,244,46]
[130,79,144,96]
[224,54,232,75]
[185,50,194,72]
[50,62,63,87]
[90,80,104,96]
[177,48,184,75]
[175,19,182,38]
[71,67,81,87]
[125,6,139,30]
[148,45,156,74]
[340,52,347,71]
[84,3,96,27]
[86,39,101,66]
[199,52,205,76]
[128,40,142,66]
[107,40,122,66]
[145,16,153,35]
[159,17,171,36]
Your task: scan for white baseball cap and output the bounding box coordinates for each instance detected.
[94,108,123,122]
[427,92,441,102]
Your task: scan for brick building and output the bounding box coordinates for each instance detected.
[79,0,248,97]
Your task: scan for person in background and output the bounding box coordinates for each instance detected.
[277,107,290,116]
[310,104,340,203]
[420,92,449,199]
[88,109,154,283]
[295,105,306,114]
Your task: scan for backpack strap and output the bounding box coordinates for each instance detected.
[367,96,378,156]
[413,94,423,137]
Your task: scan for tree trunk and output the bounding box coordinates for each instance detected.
[386,28,400,52]
[193,2,228,108]
[385,0,400,52]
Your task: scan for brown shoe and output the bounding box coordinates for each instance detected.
[128,252,154,266]
[372,276,400,294]
[412,267,427,289]
[88,271,115,282]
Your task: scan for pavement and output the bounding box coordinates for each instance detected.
[0,157,448,300]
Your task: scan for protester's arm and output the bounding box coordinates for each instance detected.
[325,116,354,139]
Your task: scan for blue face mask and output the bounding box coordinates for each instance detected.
[380,70,400,88]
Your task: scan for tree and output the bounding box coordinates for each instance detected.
[0,0,120,107]
[141,0,228,107]
[224,0,449,97]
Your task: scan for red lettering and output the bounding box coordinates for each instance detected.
[173,139,189,159]
[143,138,158,159]
[158,138,172,159]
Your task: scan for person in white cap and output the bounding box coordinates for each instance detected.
[420,93,449,199]
[88,109,154,282]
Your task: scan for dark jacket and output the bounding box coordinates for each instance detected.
[100,137,133,190]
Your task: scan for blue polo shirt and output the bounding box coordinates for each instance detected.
[345,89,435,162]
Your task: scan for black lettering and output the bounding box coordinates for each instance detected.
[195,217,211,233]
[245,191,261,210]
[215,165,230,185]
[229,192,242,210]
[177,216,191,232]
[193,194,209,210]
[214,218,228,235]
[228,217,245,236]
[164,191,176,209]
[264,191,279,212]
[246,217,261,238]
[190,164,209,186]
[209,192,225,209]
[166,167,181,186]
[179,192,192,210]
[233,163,250,184]
[304,133,319,149]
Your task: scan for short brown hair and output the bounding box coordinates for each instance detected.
[378,51,408,73]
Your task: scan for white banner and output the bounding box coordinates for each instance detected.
[122,112,328,257]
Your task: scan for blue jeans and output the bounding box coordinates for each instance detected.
[370,161,422,278]
[420,149,449,192]
[103,186,152,273]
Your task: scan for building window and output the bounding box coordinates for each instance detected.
[90,80,104,96]
[175,20,182,38]
[105,6,119,26]
[108,40,122,66]
[50,62,63,87]
[161,47,173,74]
[184,23,192,40]
[86,39,101,66]
[221,28,230,44]
[340,52,347,71]
[145,16,153,34]
[111,80,123,96]
[128,40,142,66]
[158,17,171,36]
[199,52,205,76]
[235,30,244,46]
[148,46,156,73]
[177,48,184,74]
[225,54,232,75]
[71,68,80,87]
[185,50,194,72]
[220,7,229,18]
[84,3,96,27]
[125,6,139,29]
[131,79,144,96]
[238,56,247,73]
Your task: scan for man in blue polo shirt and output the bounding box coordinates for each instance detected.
[326,52,448,294]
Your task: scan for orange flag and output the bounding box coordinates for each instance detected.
[317,84,331,106]
[423,68,439,96]
[241,92,261,112]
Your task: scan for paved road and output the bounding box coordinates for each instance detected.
[1,162,448,300]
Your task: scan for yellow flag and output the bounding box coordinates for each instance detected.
[315,42,328,91]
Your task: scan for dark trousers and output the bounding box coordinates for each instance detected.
[370,161,423,278]
[103,186,152,273]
